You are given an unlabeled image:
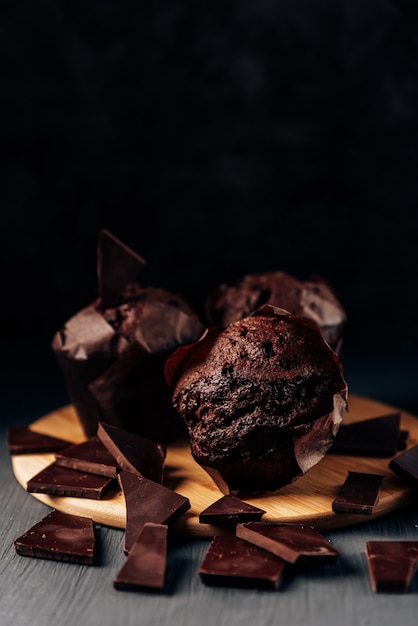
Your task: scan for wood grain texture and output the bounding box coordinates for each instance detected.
[11,395,418,536]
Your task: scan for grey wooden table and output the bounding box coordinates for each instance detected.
[1,342,417,626]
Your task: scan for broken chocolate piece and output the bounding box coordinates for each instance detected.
[7,426,72,455]
[366,541,418,593]
[55,436,120,478]
[332,471,384,515]
[236,522,339,564]
[199,495,266,525]
[97,229,146,309]
[27,461,115,499]
[118,470,190,553]
[199,535,287,590]
[113,523,168,592]
[389,444,418,487]
[329,413,401,456]
[97,422,166,484]
[14,509,96,564]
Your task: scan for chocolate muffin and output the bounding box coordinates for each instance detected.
[52,230,204,442]
[206,270,346,353]
[165,305,348,495]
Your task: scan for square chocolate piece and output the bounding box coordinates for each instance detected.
[332,471,384,515]
[55,436,120,477]
[199,535,287,590]
[27,461,115,499]
[14,509,96,564]
[366,541,418,593]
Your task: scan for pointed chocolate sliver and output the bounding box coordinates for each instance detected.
[332,471,384,515]
[199,495,266,525]
[366,541,418,593]
[329,413,401,456]
[7,426,72,455]
[389,443,418,487]
[118,470,190,554]
[97,422,166,484]
[114,523,168,592]
[236,522,339,564]
[97,229,146,308]
[27,461,115,499]
[14,509,96,564]
[199,535,286,590]
[55,436,120,477]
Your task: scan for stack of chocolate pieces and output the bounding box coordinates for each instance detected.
[9,422,191,591]
[198,494,340,590]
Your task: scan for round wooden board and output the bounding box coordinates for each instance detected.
[12,395,418,537]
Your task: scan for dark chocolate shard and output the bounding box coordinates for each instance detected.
[113,523,168,592]
[366,541,418,593]
[97,229,146,309]
[14,509,96,564]
[7,426,72,455]
[27,461,115,499]
[199,535,287,590]
[389,444,418,487]
[55,436,121,478]
[329,413,401,456]
[118,470,190,554]
[199,495,266,525]
[332,471,384,515]
[236,522,339,564]
[97,422,166,484]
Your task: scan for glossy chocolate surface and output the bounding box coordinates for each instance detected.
[236,522,339,564]
[55,436,121,477]
[332,471,384,515]
[366,541,418,593]
[118,470,190,553]
[97,422,166,484]
[199,535,286,590]
[199,495,266,525]
[113,523,168,591]
[14,509,96,564]
[27,461,115,499]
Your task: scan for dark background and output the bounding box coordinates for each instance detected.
[1,1,418,415]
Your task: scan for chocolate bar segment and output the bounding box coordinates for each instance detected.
[97,229,146,309]
[118,470,190,553]
[236,522,339,564]
[366,541,418,593]
[332,471,384,515]
[199,495,266,525]
[55,436,120,477]
[329,413,401,456]
[14,509,96,564]
[27,461,115,499]
[199,535,286,590]
[113,523,168,592]
[389,444,418,487]
[7,426,72,455]
[97,422,166,484]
